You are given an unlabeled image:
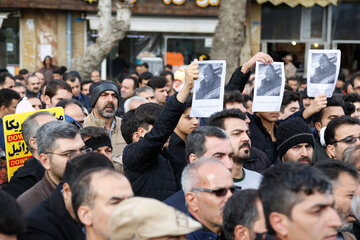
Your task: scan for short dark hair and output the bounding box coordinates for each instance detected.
[350,71,360,87]
[15,81,26,88]
[116,72,131,84]
[123,76,139,89]
[259,163,332,235]
[121,109,137,144]
[142,62,149,69]
[160,70,174,82]
[45,80,72,98]
[53,67,63,75]
[15,75,25,81]
[281,91,300,112]
[67,71,82,82]
[0,89,20,108]
[315,159,358,183]
[80,126,110,140]
[81,80,93,90]
[242,94,253,109]
[63,72,80,83]
[0,72,15,86]
[148,76,167,90]
[284,85,294,92]
[186,126,228,160]
[324,115,360,145]
[223,189,260,240]
[207,109,247,130]
[224,90,243,107]
[313,96,345,123]
[19,69,29,75]
[135,103,163,130]
[0,190,27,235]
[165,64,173,70]
[62,152,114,187]
[343,93,360,104]
[343,101,356,116]
[286,77,298,84]
[139,72,154,83]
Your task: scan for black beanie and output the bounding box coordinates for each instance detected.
[90,81,119,107]
[276,117,314,159]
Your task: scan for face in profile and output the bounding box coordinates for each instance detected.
[319,55,329,69]
[264,66,276,81]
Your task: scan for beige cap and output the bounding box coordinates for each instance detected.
[283,54,293,61]
[110,197,202,240]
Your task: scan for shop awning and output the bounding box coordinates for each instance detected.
[256,0,337,8]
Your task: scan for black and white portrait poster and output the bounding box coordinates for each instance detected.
[191,60,226,118]
[307,49,341,97]
[252,62,285,112]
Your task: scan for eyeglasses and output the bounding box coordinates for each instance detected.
[191,186,236,197]
[46,147,92,159]
[332,135,360,145]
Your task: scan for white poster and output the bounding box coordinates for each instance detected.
[40,44,52,62]
[307,49,341,97]
[252,62,285,112]
[190,60,226,118]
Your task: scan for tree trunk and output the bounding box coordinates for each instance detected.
[210,0,247,83]
[71,0,131,79]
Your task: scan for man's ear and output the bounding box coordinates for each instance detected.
[0,105,6,113]
[44,95,51,107]
[29,137,37,151]
[234,225,250,240]
[314,121,322,133]
[62,183,72,201]
[326,144,336,159]
[39,153,51,170]
[185,192,198,212]
[77,205,92,226]
[188,153,198,163]
[269,212,289,238]
[137,127,147,138]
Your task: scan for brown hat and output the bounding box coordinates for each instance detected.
[110,197,202,240]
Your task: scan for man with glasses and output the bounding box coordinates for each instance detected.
[182,157,234,240]
[16,121,89,213]
[325,116,360,160]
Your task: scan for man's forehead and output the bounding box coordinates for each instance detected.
[334,123,360,139]
[293,192,333,211]
[224,117,248,130]
[322,106,344,119]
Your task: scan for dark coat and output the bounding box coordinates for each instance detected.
[19,185,85,240]
[6,157,45,198]
[164,190,186,213]
[123,95,185,200]
[225,66,251,92]
[74,93,92,112]
[243,147,272,173]
[167,132,187,186]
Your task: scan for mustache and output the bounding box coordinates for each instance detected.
[104,103,115,110]
[239,143,250,152]
[298,156,311,163]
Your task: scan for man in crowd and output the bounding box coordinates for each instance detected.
[0,72,15,89]
[56,99,86,126]
[343,93,360,119]
[110,197,201,239]
[90,70,101,82]
[81,80,93,96]
[279,91,301,120]
[25,73,41,98]
[324,116,360,160]
[148,76,168,105]
[20,152,114,239]
[207,109,264,186]
[84,81,126,158]
[6,111,56,198]
[139,72,153,87]
[72,168,134,240]
[16,121,87,213]
[44,80,73,108]
[183,158,234,239]
[14,82,26,98]
[286,77,299,92]
[259,163,341,240]
[315,160,359,240]
[123,96,147,113]
[63,73,91,112]
[35,72,45,87]
[135,86,157,103]
[161,70,176,97]
[276,118,315,164]
[122,61,198,200]
[223,189,267,240]
[121,76,139,101]
[223,90,250,123]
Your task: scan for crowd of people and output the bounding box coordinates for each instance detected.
[1,52,360,240]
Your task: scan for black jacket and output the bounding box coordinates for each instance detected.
[6,157,45,198]
[225,66,251,92]
[167,132,187,186]
[123,95,185,201]
[243,147,272,173]
[19,185,85,240]
[74,93,91,113]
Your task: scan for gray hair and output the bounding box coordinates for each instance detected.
[123,96,148,113]
[351,195,360,220]
[134,86,154,96]
[343,145,360,167]
[22,111,55,154]
[181,157,225,194]
[36,121,79,154]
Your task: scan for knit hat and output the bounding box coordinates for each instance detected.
[276,117,314,159]
[110,197,201,240]
[90,81,119,107]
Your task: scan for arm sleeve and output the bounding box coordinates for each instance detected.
[225,66,251,92]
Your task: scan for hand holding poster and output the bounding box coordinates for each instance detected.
[252,62,285,112]
[190,60,226,118]
[3,107,64,180]
[307,50,341,97]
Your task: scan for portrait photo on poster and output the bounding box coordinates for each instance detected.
[307,49,341,97]
[195,62,223,100]
[256,63,282,96]
[252,62,285,112]
[191,60,226,118]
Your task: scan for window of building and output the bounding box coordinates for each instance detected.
[332,2,360,40]
[0,17,19,69]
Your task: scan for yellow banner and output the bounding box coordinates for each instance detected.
[3,107,64,180]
